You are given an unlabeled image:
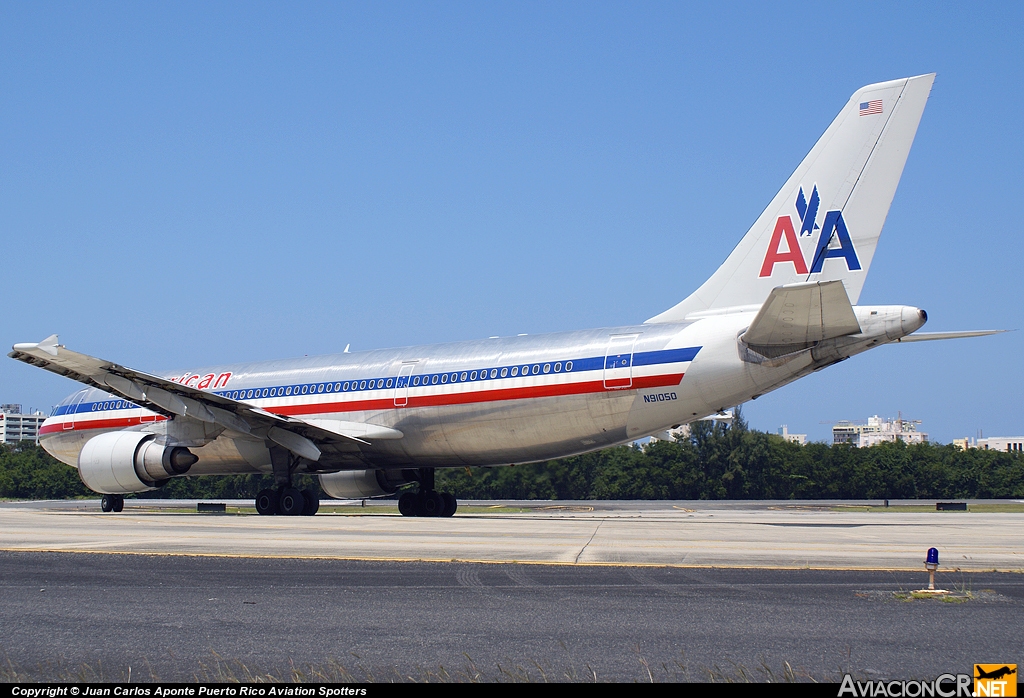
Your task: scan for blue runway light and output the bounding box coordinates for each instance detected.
[926,547,939,566]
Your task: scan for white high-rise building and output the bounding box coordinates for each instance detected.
[832,415,927,448]
[0,404,47,445]
[777,425,807,445]
[954,436,1024,452]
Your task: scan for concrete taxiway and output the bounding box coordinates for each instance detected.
[0,499,1021,571]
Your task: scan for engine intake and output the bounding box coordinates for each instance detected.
[78,431,197,494]
[319,469,413,499]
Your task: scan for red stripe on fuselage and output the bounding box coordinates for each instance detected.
[39,415,168,436]
[42,372,685,435]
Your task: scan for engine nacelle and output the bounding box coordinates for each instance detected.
[78,431,198,495]
[319,469,413,499]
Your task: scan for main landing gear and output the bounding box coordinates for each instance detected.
[397,468,457,517]
[100,494,124,512]
[255,444,321,516]
[255,486,320,516]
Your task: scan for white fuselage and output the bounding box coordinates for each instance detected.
[39,305,925,478]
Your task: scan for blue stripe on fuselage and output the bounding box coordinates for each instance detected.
[53,346,702,416]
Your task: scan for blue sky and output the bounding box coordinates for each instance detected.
[2,2,1021,443]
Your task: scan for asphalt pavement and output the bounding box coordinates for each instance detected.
[0,551,1019,682]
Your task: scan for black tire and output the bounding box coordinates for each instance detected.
[255,488,279,516]
[441,492,457,517]
[398,492,418,517]
[100,495,114,513]
[301,488,320,516]
[112,496,124,513]
[279,487,305,516]
[420,491,444,517]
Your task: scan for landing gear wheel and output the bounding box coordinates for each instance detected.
[301,488,320,516]
[418,491,445,517]
[279,487,306,516]
[398,492,418,517]
[100,495,115,512]
[111,495,124,512]
[441,492,457,517]
[255,488,279,516]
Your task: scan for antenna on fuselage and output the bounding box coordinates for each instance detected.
[344,344,350,353]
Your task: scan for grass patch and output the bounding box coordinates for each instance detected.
[831,503,1024,513]
[0,651,850,683]
[118,504,538,516]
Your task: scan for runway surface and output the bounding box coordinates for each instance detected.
[1,551,1020,682]
[1,499,1022,571]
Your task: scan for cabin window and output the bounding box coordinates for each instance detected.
[543,364,551,374]
[500,367,508,377]
[565,361,573,371]
[431,375,439,385]
[511,366,518,377]
[461,372,468,381]
[532,365,540,374]
[359,381,367,390]
[554,362,561,373]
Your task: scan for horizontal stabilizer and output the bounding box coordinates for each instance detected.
[742,280,861,347]
[896,330,1008,343]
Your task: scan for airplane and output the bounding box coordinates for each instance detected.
[975,666,1016,681]
[10,73,1003,517]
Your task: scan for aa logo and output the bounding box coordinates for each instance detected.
[759,184,862,278]
[974,664,1017,697]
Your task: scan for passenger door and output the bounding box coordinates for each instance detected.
[604,334,639,389]
[394,362,418,407]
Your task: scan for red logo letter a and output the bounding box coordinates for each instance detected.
[759,216,808,277]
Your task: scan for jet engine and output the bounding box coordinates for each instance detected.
[319,469,414,499]
[78,431,198,494]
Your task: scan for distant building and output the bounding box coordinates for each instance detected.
[0,404,47,445]
[649,424,691,443]
[777,425,806,445]
[832,415,927,448]
[953,436,1024,452]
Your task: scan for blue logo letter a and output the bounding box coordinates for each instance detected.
[809,210,861,273]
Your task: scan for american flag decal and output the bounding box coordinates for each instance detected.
[859,99,883,116]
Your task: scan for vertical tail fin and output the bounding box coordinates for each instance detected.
[648,74,934,324]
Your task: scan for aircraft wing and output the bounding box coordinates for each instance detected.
[9,335,401,462]
[741,280,861,347]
